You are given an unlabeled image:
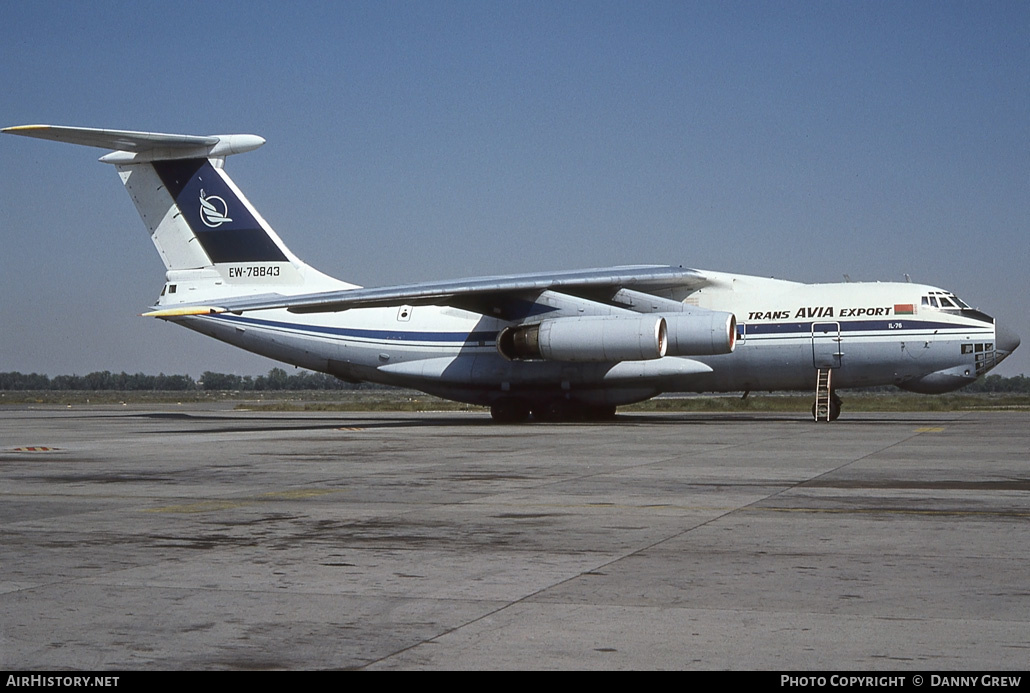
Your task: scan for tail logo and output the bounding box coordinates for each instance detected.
[199,189,233,228]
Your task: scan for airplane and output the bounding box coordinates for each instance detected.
[3,124,1020,422]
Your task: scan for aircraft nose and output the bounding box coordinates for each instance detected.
[995,324,1021,355]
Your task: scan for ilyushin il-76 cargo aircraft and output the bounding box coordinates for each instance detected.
[4,125,1020,422]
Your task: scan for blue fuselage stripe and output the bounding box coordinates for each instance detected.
[744,319,974,335]
[207,313,989,347]
[213,313,497,343]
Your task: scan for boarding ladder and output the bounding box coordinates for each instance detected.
[814,368,832,422]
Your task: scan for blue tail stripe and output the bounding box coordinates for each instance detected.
[154,159,287,263]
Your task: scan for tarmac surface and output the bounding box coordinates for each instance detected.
[0,405,1027,670]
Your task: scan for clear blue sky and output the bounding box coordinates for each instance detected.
[2,1,1027,377]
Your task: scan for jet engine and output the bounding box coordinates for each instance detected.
[496,310,737,362]
[497,316,667,362]
[664,312,736,356]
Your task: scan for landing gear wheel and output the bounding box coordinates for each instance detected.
[829,392,842,422]
[490,399,531,423]
[532,399,580,422]
[583,404,617,421]
[811,393,843,422]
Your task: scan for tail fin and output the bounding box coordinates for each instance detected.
[2,125,352,304]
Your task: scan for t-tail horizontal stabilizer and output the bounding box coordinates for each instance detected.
[3,123,352,298]
[1,125,264,163]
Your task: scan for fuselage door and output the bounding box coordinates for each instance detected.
[812,321,842,368]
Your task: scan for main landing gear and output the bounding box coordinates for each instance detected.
[490,398,617,423]
[489,398,532,423]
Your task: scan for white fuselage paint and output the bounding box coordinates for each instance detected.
[175,270,1002,407]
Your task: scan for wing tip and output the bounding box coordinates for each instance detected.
[142,306,227,318]
[2,124,51,135]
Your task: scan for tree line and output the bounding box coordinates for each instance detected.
[956,374,1030,392]
[0,368,381,391]
[0,369,1027,393]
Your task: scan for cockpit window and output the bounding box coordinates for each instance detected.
[921,291,970,311]
[919,291,991,323]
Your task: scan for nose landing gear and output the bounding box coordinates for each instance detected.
[813,368,843,422]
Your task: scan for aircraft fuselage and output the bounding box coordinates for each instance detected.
[175,270,1010,408]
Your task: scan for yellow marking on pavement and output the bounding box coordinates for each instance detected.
[259,489,338,500]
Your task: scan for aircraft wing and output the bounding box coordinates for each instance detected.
[2,125,218,151]
[146,265,710,318]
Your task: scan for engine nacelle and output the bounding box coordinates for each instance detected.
[664,311,737,356]
[497,316,668,362]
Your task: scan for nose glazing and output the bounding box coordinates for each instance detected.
[995,325,1021,356]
